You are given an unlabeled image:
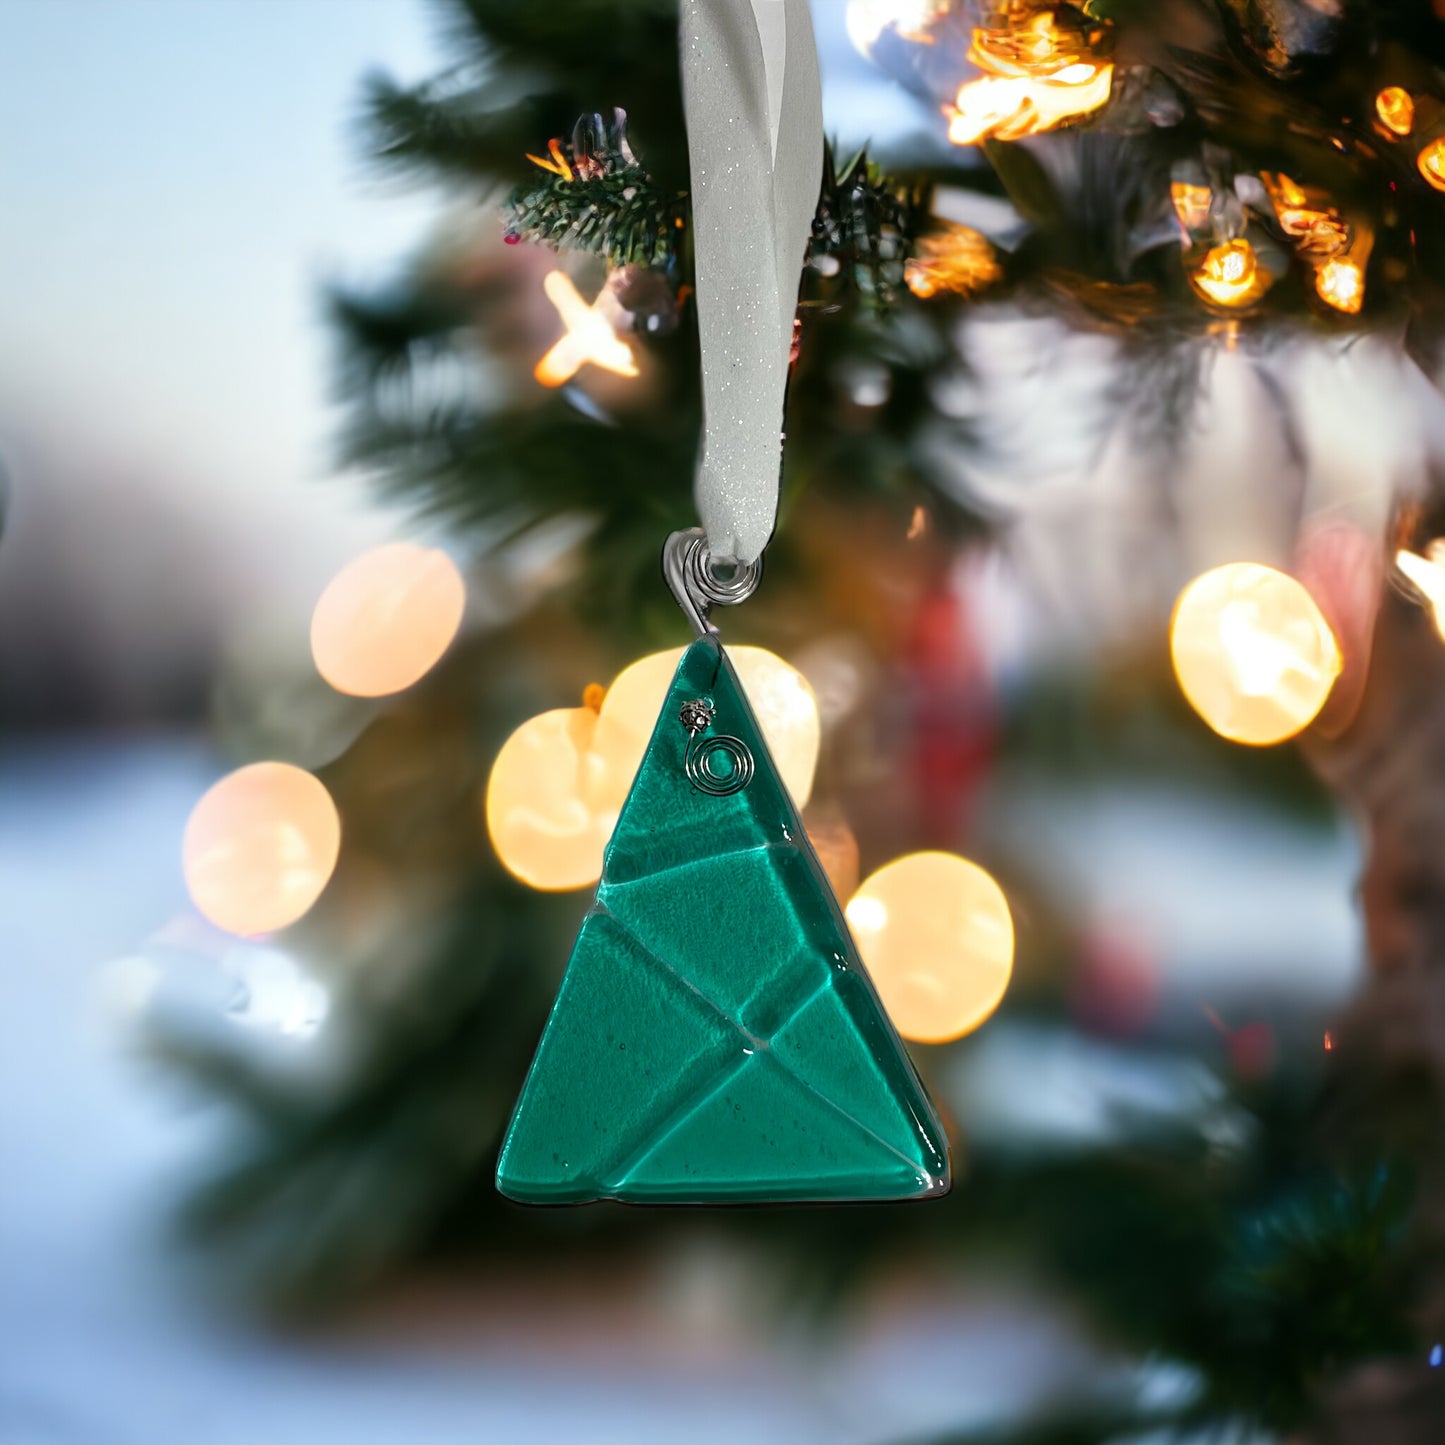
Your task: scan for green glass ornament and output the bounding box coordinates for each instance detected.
[496,637,951,1204]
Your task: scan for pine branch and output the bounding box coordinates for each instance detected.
[810,146,927,307]
[362,72,532,182]
[503,111,685,268]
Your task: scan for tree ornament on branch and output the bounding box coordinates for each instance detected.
[505,109,684,270]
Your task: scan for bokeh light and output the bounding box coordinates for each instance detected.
[487,646,821,890]
[1315,257,1364,315]
[1170,562,1342,746]
[904,225,1002,300]
[805,808,861,902]
[1170,181,1212,231]
[225,946,330,1040]
[484,705,611,892]
[1418,137,1445,192]
[1191,239,1263,307]
[310,543,465,698]
[1376,86,1415,136]
[1395,544,1445,639]
[946,12,1114,146]
[845,0,948,57]
[183,762,341,937]
[846,851,1014,1044]
[534,270,638,387]
[1263,172,1350,256]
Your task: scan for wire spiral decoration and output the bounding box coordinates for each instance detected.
[685,732,755,796]
[679,697,753,797]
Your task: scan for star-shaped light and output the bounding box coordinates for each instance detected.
[534,270,639,388]
[1396,544,1445,638]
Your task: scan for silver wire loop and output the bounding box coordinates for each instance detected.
[678,696,754,797]
[663,528,763,637]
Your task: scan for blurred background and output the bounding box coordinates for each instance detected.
[4,1,1445,1442]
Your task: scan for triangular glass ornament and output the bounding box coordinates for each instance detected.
[496,637,951,1204]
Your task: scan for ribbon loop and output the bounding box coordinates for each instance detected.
[680,0,823,566]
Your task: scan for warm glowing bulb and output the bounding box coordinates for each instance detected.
[485,705,613,891]
[535,270,639,387]
[310,543,465,697]
[1261,172,1350,255]
[486,647,821,890]
[946,14,1113,145]
[846,851,1014,1044]
[905,225,1002,299]
[526,137,574,179]
[183,763,341,937]
[1315,257,1364,315]
[1395,545,1445,640]
[1170,181,1212,231]
[1419,138,1445,192]
[947,65,1114,145]
[1170,562,1342,746]
[1191,238,1262,307]
[1269,171,1308,209]
[1376,87,1415,137]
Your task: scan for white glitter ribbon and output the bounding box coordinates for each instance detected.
[680,0,823,565]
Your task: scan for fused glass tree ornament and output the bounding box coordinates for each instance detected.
[496,636,951,1204]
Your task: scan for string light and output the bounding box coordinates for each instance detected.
[846,852,1014,1044]
[905,225,1002,299]
[526,137,574,179]
[1190,239,1265,307]
[1315,257,1365,315]
[1169,562,1342,746]
[183,763,341,937]
[1376,87,1415,137]
[1255,173,1362,314]
[1394,544,1445,638]
[1418,138,1445,193]
[534,270,639,387]
[1262,173,1350,256]
[946,11,1114,146]
[310,543,465,698]
[487,647,821,890]
[1170,181,1212,232]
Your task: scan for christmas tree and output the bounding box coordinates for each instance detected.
[154,2,1445,1439]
